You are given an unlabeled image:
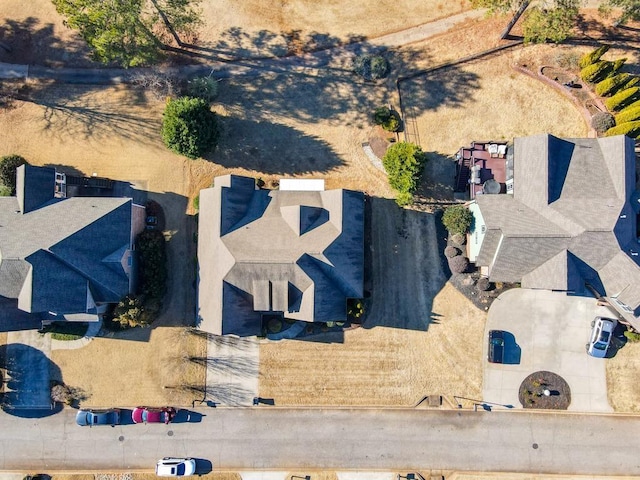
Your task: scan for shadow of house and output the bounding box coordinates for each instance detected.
[0,343,62,416]
[363,198,448,331]
[468,134,640,332]
[0,165,146,331]
[196,175,364,337]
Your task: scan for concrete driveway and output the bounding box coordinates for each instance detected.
[483,288,615,413]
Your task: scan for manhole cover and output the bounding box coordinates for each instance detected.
[168,430,174,437]
[532,443,539,449]
[118,436,125,442]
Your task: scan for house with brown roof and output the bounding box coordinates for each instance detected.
[197,175,364,336]
[468,134,640,331]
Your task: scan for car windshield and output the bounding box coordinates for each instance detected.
[176,464,185,475]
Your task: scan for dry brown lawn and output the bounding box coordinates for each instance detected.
[259,283,484,406]
[51,327,206,407]
[606,341,640,413]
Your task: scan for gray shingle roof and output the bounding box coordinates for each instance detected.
[197,175,364,336]
[0,166,134,317]
[474,134,640,315]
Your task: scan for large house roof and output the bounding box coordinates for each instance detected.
[473,134,640,316]
[197,175,365,336]
[0,165,135,316]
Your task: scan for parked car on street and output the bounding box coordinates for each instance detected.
[75,408,121,427]
[156,457,197,477]
[586,316,618,358]
[132,406,176,424]
[487,330,505,363]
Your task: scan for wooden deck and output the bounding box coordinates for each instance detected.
[455,141,509,199]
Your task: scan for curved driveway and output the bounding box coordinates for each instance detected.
[1,407,639,474]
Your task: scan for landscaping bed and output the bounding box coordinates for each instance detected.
[518,370,571,410]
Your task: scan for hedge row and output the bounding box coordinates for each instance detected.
[580,60,613,83]
[605,87,640,112]
[578,44,610,69]
[605,121,640,138]
[615,103,640,124]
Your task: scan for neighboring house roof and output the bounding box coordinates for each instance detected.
[197,175,365,336]
[0,165,135,318]
[472,134,640,321]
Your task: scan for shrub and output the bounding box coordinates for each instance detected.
[448,255,469,274]
[580,60,614,84]
[353,54,390,80]
[112,294,152,328]
[0,154,27,195]
[51,383,74,405]
[578,44,610,69]
[39,321,88,340]
[373,106,401,132]
[624,330,640,342]
[185,76,219,103]
[192,194,200,212]
[161,96,219,159]
[522,6,577,44]
[615,104,640,124]
[476,277,491,291]
[347,298,364,319]
[605,121,640,139]
[267,317,282,333]
[611,58,627,75]
[605,87,640,112]
[381,142,427,206]
[595,73,635,96]
[442,205,473,235]
[0,185,11,196]
[444,246,460,258]
[591,112,616,134]
[451,233,466,245]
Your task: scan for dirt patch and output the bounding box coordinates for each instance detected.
[606,340,640,412]
[518,371,571,410]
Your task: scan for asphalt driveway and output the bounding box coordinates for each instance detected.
[483,288,615,412]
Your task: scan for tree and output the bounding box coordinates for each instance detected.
[381,142,427,206]
[442,205,473,235]
[161,96,219,159]
[522,5,579,43]
[51,0,202,67]
[599,0,640,25]
[0,154,27,195]
[474,0,581,42]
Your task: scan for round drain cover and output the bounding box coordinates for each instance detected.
[168,430,174,437]
[532,443,539,449]
[118,436,125,442]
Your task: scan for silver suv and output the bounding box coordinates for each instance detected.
[586,316,617,358]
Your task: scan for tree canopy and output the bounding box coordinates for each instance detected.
[522,4,579,43]
[599,0,640,25]
[442,205,474,235]
[161,96,219,159]
[381,142,427,206]
[52,0,202,67]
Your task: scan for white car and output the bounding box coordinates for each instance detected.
[155,457,197,477]
[586,316,617,358]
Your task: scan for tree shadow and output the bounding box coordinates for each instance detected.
[362,198,448,331]
[179,383,254,406]
[210,117,345,174]
[23,83,160,145]
[0,17,92,67]
[0,343,63,416]
[416,151,456,202]
[187,355,259,378]
[399,66,481,113]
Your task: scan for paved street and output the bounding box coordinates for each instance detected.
[0,407,639,474]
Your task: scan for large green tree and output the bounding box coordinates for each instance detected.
[52,0,201,67]
[381,142,427,206]
[599,0,640,25]
[161,96,219,159]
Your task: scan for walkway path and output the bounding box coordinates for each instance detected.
[0,10,485,83]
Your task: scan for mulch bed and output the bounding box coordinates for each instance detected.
[519,370,571,410]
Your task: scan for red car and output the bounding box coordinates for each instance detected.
[132,406,176,424]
